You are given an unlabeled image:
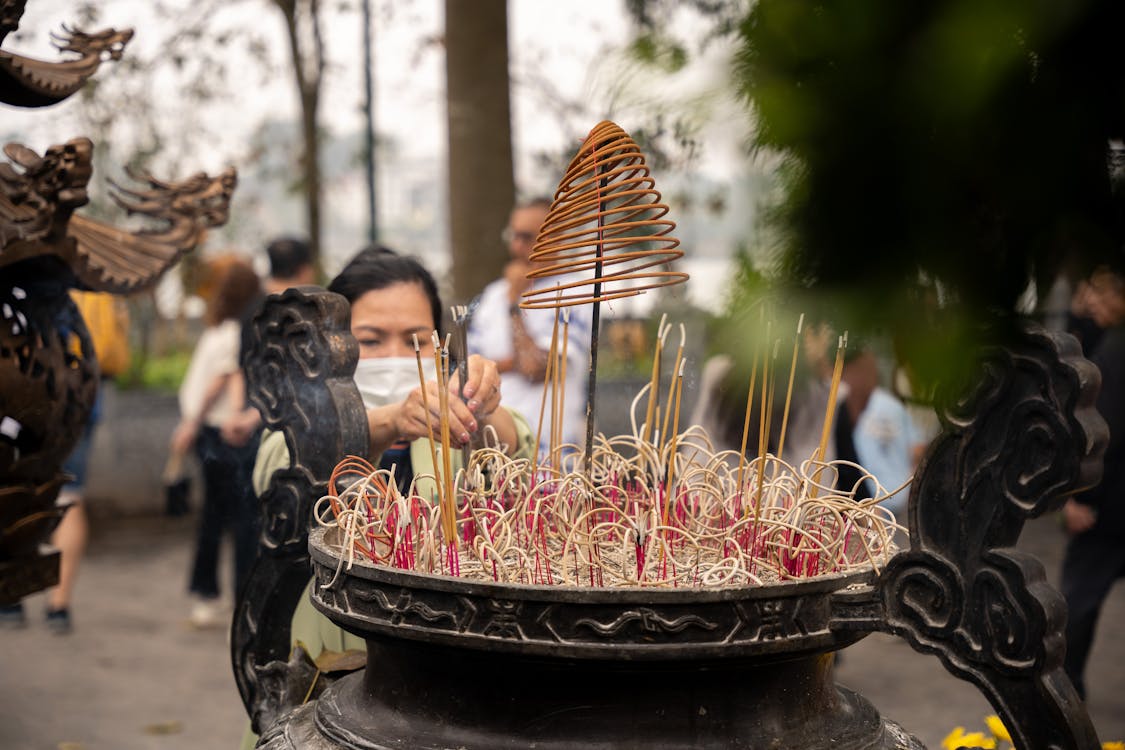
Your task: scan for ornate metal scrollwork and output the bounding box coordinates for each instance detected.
[67,166,238,294]
[834,322,1107,750]
[231,287,368,734]
[0,138,93,254]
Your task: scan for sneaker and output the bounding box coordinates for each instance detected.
[45,607,72,635]
[189,599,225,630]
[0,602,26,629]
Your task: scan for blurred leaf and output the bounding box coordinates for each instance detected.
[141,720,183,736]
[314,648,366,673]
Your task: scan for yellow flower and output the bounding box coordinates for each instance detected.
[942,727,997,749]
[985,715,1012,743]
[942,727,968,749]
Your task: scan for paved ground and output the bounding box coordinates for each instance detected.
[1,513,1122,750]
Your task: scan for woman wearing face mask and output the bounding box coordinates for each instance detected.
[242,248,534,748]
[331,246,530,491]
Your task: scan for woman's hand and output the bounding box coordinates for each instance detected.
[455,354,503,418]
[366,354,519,457]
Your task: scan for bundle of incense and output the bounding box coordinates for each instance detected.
[317,315,908,590]
[431,332,458,546]
[316,417,906,588]
[412,333,441,498]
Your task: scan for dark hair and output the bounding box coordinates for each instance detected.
[328,245,443,334]
[205,257,261,326]
[266,236,312,280]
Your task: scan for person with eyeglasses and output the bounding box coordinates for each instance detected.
[468,197,591,459]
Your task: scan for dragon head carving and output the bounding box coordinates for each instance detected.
[50,25,133,63]
[108,166,238,253]
[0,137,93,250]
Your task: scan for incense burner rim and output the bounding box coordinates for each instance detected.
[309,525,877,601]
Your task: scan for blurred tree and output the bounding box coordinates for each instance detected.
[271,0,326,266]
[444,0,515,303]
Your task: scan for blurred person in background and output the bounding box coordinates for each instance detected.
[0,292,130,634]
[220,237,316,449]
[169,256,263,628]
[468,197,591,457]
[1061,266,1125,700]
[836,345,924,517]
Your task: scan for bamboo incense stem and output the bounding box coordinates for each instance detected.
[776,314,804,462]
[660,323,686,453]
[762,338,779,459]
[756,322,773,463]
[534,308,561,468]
[816,332,847,462]
[428,333,445,517]
[753,337,780,522]
[435,336,457,545]
[810,332,848,498]
[662,358,686,526]
[555,309,571,459]
[735,342,761,497]
[413,334,441,493]
[642,316,669,444]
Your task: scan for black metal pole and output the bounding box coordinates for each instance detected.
[583,170,608,471]
[361,0,378,242]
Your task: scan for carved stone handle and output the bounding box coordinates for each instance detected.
[229,287,367,733]
[833,321,1106,750]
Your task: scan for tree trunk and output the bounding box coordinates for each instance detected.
[300,86,322,267]
[444,0,515,304]
[275,0,324,268]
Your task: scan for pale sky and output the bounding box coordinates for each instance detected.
[1,0,745,179]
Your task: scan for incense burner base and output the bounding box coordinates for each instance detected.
[255,529,923,749]
[258,644,923,749]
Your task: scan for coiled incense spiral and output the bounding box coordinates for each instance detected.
[520,120,687,310]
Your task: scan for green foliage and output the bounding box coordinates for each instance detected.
[118,349,193,393]
[733,0,1125,384]
[628,33,688,73]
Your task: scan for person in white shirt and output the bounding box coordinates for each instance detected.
[170,257,263,627]
[468,198,591,458]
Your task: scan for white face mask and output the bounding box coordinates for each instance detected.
[353,357,437,410]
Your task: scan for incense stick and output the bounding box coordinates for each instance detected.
[810,332,848,499]
[735,342,761,497]
[776,314,804,462]
[534,308,561,468]
[662,358,686,526]
[413,333,441,497]
[643,314,669,445]
[555,309,571,461]
[434,334,458,545]
[660,323,686,454]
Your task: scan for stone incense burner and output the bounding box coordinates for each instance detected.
[233,287,1107,750]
